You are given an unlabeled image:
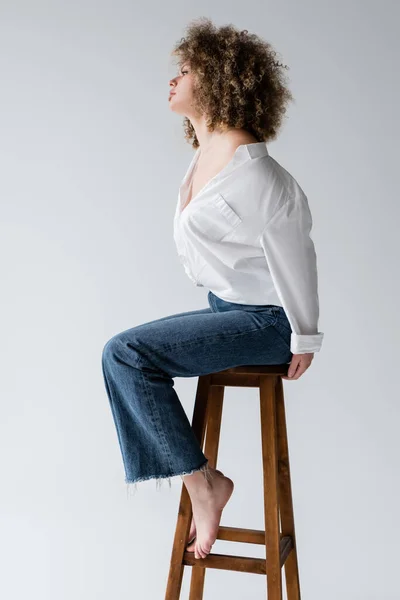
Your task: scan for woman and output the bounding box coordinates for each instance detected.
[101,18,324,561]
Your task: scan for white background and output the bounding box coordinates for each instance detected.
[1,1,399,598]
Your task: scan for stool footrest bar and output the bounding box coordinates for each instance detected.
[182,534,294,574]
[183,552,267,574]
[217,526,289,547]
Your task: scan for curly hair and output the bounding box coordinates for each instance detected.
[171,17,294,149]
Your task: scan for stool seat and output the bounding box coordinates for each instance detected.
[165,364,301,600]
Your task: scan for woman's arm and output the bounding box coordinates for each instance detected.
[259,186,324,355]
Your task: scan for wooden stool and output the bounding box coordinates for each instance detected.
[165,365,301,600]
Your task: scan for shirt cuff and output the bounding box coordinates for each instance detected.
[290,332,324,354]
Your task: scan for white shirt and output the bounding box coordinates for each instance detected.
[173,141,324,355]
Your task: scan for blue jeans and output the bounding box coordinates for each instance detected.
[101,290,292,495]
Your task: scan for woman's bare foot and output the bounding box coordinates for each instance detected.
[183,467,234,559]
[186,469,224,552]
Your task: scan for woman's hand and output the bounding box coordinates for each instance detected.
[281,353,314,380]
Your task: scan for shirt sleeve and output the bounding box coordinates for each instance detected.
[259,187,324,354]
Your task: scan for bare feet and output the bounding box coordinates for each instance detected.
[183,467,234,559]
[186,468,224,552]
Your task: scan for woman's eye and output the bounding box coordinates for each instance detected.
[181,70,188,75]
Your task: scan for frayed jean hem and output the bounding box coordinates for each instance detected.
[125,459,211,498]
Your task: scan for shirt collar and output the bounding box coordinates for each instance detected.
[245,141,269,159]
[221,141,269,171]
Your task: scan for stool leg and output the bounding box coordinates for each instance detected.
[275,376,301,599]
[259,375,283,600]
[189,383,225,599]
[165,375,211,600]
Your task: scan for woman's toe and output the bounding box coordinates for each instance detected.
[186,537,196,552]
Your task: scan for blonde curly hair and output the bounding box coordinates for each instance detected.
[171,17,294,149]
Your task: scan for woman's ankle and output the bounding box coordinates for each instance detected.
[182,464,216,491]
